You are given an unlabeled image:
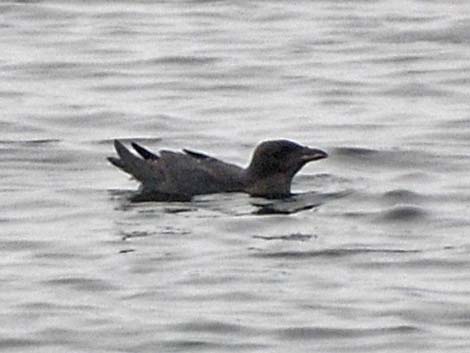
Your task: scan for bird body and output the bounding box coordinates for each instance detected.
[108,139,327,201]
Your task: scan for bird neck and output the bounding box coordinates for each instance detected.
[243,170,293,198]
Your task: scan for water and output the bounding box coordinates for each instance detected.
[2,1,470,352]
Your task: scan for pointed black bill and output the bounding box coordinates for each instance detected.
[300,147,328,162]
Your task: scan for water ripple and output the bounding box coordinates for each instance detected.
[276,325,420,340]
[2,2,470,352]
[252,247,420,259]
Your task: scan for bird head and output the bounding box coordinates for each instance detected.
[249,140,327,176]
[246,139,327,197]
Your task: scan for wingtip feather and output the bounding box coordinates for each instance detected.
[131,142,159,160]
[107,156,124,169]
[109,140,158,183]
[113,139,133,160]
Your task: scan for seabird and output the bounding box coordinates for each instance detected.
[108,139,327,201]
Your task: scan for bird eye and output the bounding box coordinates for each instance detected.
[273,146,291,159]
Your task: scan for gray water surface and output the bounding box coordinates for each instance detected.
[2,1,470,352]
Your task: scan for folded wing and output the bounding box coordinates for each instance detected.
[108,140,245,197]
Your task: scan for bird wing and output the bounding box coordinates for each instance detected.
[157,149,244,195]
[108,141,244,196]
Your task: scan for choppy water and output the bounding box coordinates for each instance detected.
[2,1,470,352]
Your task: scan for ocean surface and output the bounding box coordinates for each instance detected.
[2,1,470,352]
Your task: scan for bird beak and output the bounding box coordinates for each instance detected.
[300,147,328,162]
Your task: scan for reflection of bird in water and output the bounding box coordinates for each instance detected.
[108,139,327,202]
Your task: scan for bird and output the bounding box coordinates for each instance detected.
[108,139,327,201]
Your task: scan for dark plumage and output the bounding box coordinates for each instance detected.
[108,139,327,201]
